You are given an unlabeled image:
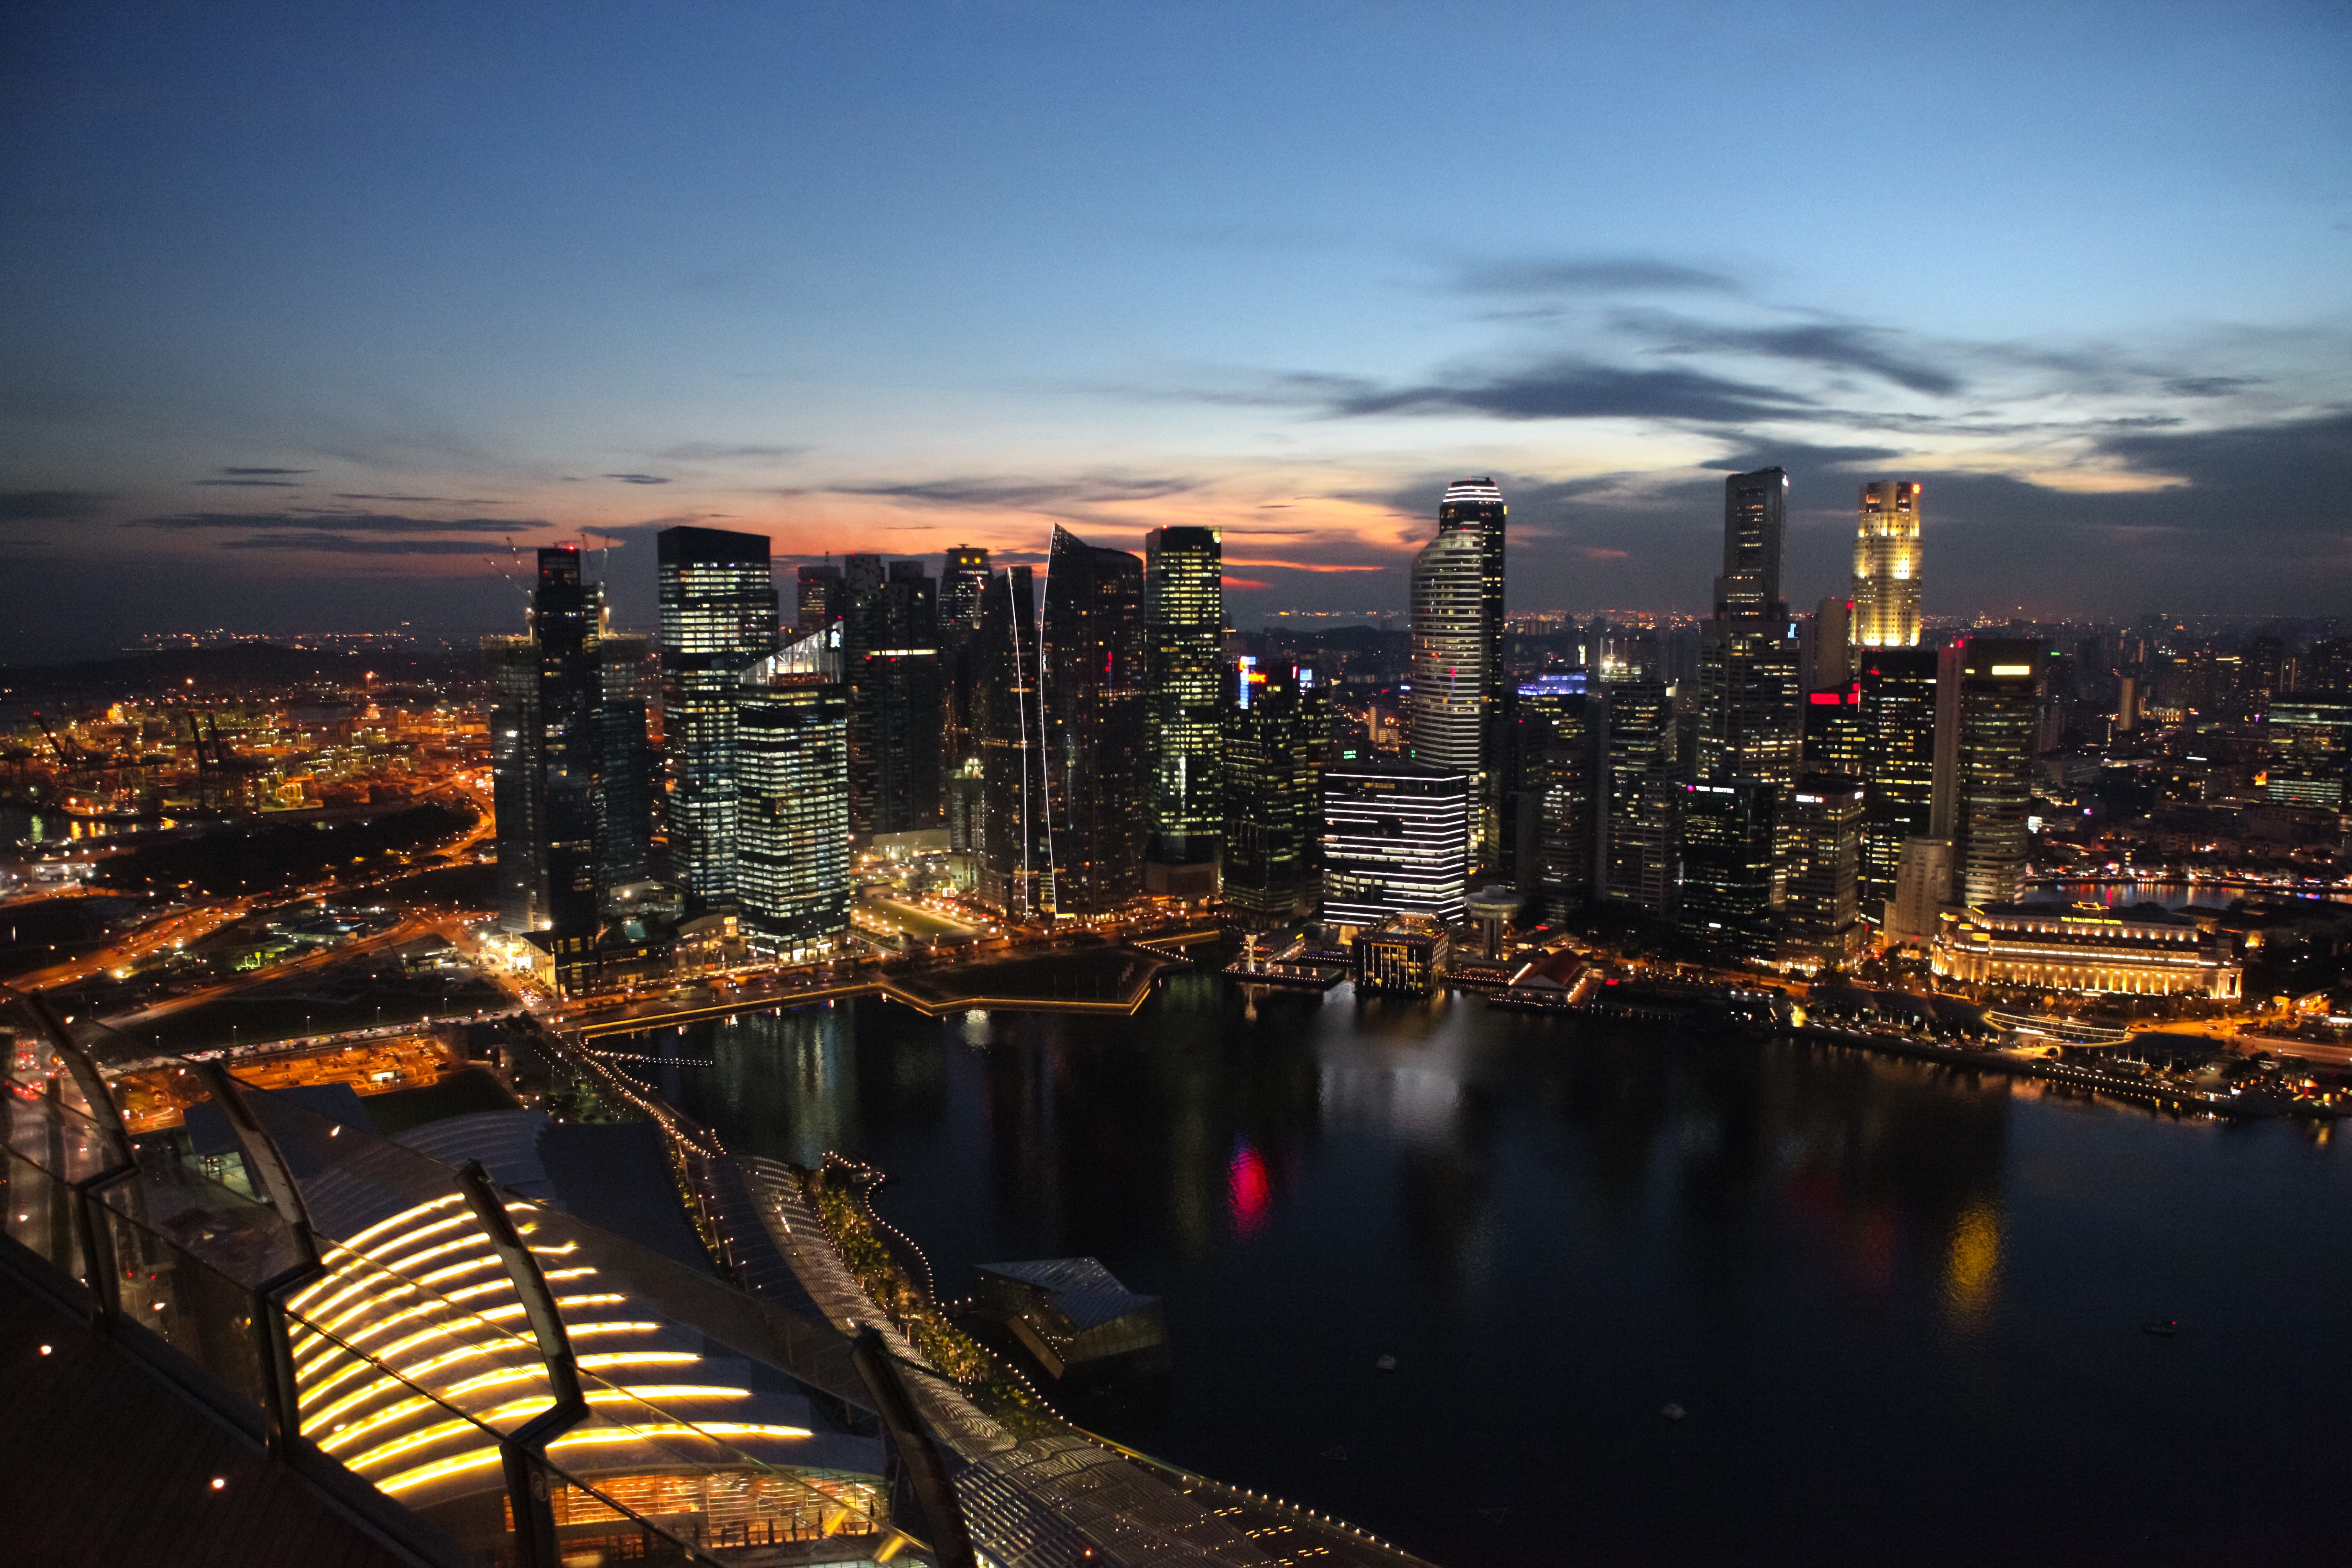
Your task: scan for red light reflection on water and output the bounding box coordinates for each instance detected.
[1227,1142,1271,1236]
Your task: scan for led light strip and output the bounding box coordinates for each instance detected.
[375,1424,816,1497]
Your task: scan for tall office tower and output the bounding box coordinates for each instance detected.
[977,566,1048,918]
[1143,526,1224,900]
[1784,773,1867,958]
[839,555,941,839]
[530,548,602,952]
[1408,525,1492,855]
[1039,526,1147,914]
[485,636,543,932]
[735,627,850,962]
[1511,674,1597,903]
[939,545,991,766]
[1850,482,1924,648]
[794,564,843,636]
[1854,647,1939,925]
[1676,779,1777,959]
[1803,681,1867,775]
[1803,596,1852,692]
[1695,469,1801,787]
[659,526,779,909]
[2299,637,2352,694]
[1320,760,1470,928]
[593,628,656,896]
[1437,478,1508,849]
[2264,696,2352,810]
[1222,656,1330,925]
[1945,639,2043,905]
[1602,675,1678,913]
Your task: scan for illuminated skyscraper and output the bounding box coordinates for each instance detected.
[795,562,842,636]
[940,544,990,767]
[1695,469,1802,788]
[1408,524,1491,852]
[1438,478,1507,843]
[735,627,850,961]
[1143,526,1223,899]
[593,628,656,895]
[1040,526,1147,914]
[1945,639,2042,905]
[1511,674,1598,905]
[1321,760,1470,927]
[658,526,779,908]
[1719,465,1788,618]
[1851,482,1923,648]
[977,566,1047,918]
[1855,647,1939,924]
[1676,779,1777,959]
[1784,772,1866,958]
[840,555,940,838]
[2264,696,2352,810]
[1602,672,1678,913]
[1222,656,1329,924]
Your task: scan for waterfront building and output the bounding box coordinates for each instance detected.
[1039,525,1148,915]
[1602,674,1678,913]
[978,565,1048,918]
[1676,779,1777,960]
[1850,482,1923,648]
[1511,673,1598,906]
[2264,696,2352,810]
[1352,913,1451,995]
[841,554,941,839]
[1144,526,1224,899]
[1222,656,1329,926]
[735,627,851,960]
[1855,647,1940,928]
[659,526,780,909]
[1321,759,1470,928]
[1943,639,2043,905]
[1783,773,1866,959]
[1408,524,1492,854]
[1932,901,2242,999]
[940,544,991,767]
[1437,477,1508,854]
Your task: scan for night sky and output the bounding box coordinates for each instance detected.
[4,1,2348,657]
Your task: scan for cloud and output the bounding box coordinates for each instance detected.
[1330,361,1810,423]
[132,511,549,534]
[217,467,312,476]
[218,534,511,555]
[1612,309,1966,396]
[830,474,1199,509]
[2163,376,2264,398]
[1221,575,1273,591]
[333,493,502,504]
[0,489,109,523]
[1224,557,1387,573]
[1578,546,1631,560]
[653,442,810,462]
[603,473,672,485]
[194,478,303,487]
[1456,258,1742,296]
[1700,440,1907,474]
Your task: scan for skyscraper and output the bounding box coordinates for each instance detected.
[1784,772,1866,958]
[2264,696,2352,810]
[1719,465,1789,618]
[1511,674,1598,905]
[794,563,843,636]
[1676,779,1777,959]
[1222,656,1329,925]
[659,526,779,909]
[977,566,1048,918]
[1694,469,1802,789]
[1320,760,1470,928]
[1143,526,1223,899]
[1946,639,2042,905]
[735,627,850,962]
[593,628,656,896]
[1854,647,1940,925]
[1851,482,1923,648]
[1408,523,1490,852]
[529,547,601,950]
[840,555,941,839]
[1039,526,1147,914]
[939,544,991,768]
[486,634,543,933]
[1439,478,1508,849]
[1602,672,1678,913]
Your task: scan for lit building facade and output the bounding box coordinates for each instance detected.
[840,554,941,839]
[1437,478,1507,855]
[1143,526,1224,898]
[1407,524,1491,856]
[1222,657,1329,925]
[1321,760,1470,928]
[735,628,851,960]
[1850,481,1923,648]
[939,544,990,769]
[1933,902,2241,999]
[1947,639,2042,906]
[1039,526,1147,915]
[1511,674,1598,907]
[1784,773,1866,958]
[977,565,1048,918]
[659,526,779,909]
[2265,696,2352,811]
[1856,647,1940,926]
[1602,674,1678,913]
[1696,469,1801,789]
[1352,915,1450,995]
[1676,779,1777,960]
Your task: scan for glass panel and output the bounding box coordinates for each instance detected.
[99,1201,273,1413]
[0,1143,88,1290]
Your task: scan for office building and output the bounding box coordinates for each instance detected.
[1720,465,1789,617]
[1602,674,1678,913]
[795,562,843,635]
[1855,648,1940,926]
[1407,524,1491,841]
[977,565,1049,918]
[2265,696,2352,810]
[593,629,657,896]
[841,554,941,839]
[1784,773,1866,959]
[1321,760,1470,928]
[1694,469,1802,789]
[1676,779,1777,960]
[1511,674,1598,905]
[940,544,991,766]
[1851,482,1923,648]
[488,549,617,940]
[1353,915,1451,995]
[1438,478,1508,853]
[1886,837,1953,946]
[659,526,780,908]
[485,634,543,932]
[1803,595,1852,692]
[1803,680,1866,776]
[1945,639,2043,905]
[1039,526,1148,915]
[1222,656,1329,925]
[736,627,851,961]
[1144,526,1224,899]
[1934,902,2241,1000]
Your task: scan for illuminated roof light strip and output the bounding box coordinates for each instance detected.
[299,1323,664,1417]
[374,1423,816,1497]
[346,1387,759,1475]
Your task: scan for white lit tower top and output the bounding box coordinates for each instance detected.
[1851,482,1922,647]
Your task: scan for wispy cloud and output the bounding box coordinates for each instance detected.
[217,466,312,476]
[1611,309,1966,397]
[654,442,810,462]
[0,489,110,523]
[219,534,511,555]
[1331,361,1811,423]
[1455,257,1743,296]
[603,472,671,485]
[827,474,1198,509]
[132,511,549,534]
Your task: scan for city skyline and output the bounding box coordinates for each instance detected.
[5,3,2351,659]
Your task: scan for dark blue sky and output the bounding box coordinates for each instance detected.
[3,1,2348,655]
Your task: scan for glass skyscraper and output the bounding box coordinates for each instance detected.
[1855,646,1939,924]
[940,544,990,770]
[1222,656,1328,925]
[841,554,941,838]
[1851,482,1924,648]
[978,565,1048,919]
[1320,759,1470,927]
[658,526,779,909]
[1948,639,2043,905]
[1408,522,1490,852]
[1143,525,1223,899]
[735,627,851,961]
[1039,526,1147,915]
